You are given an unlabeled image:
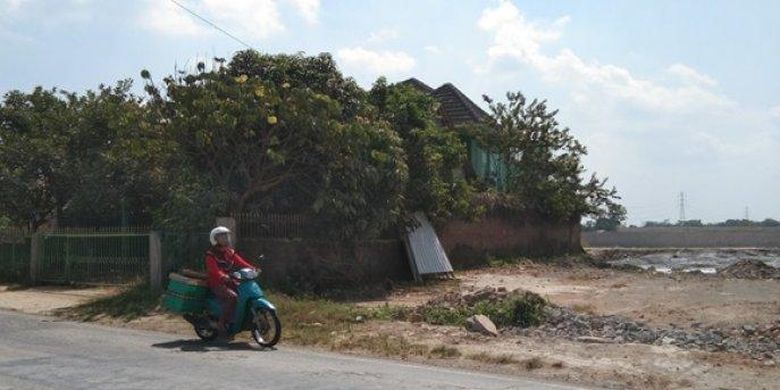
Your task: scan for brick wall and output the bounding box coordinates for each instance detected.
[438,214,581,268]
[237,238,410,292]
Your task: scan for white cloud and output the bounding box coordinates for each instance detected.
[285,0,319,24]
[667,63,717,87]
[424,45,442,55]
[770,104,780,119]
[0,0,28,13]
[202,0,284,39]
[336,47,415,75]
[367,28,399,43]
[141,0,206,36]
[477,0,732,114]
[141,0,310,40]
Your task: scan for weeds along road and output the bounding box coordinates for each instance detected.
[0,310,588,390]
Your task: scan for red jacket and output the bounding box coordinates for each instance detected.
[204,246,255,289]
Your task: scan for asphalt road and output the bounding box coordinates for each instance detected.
[0,310,588,390]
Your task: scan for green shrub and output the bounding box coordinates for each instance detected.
[414,290,548,328]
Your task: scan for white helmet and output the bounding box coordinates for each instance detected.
[209,226,231,246]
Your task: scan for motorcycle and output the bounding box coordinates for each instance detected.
[181,263,281,348]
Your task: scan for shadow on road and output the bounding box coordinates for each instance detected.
[152,339,275,352]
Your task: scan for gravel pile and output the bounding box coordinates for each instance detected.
[718,259,780,279]
[514,306,780,360]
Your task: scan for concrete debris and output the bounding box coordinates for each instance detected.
[576,336,615,344]
[466,314,498,337]
[513,306,780,360]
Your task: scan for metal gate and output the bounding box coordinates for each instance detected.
[39,232,150,285]
[0,229,31,283]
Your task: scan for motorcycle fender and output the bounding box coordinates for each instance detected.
[252,298,276,312]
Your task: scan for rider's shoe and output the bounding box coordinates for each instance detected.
[218,323,234,341]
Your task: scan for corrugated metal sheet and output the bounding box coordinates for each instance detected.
[403,212,453,280]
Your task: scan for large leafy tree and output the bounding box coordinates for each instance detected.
[475,92,624,222]
[144,56,408,238]
[369,78,475,223]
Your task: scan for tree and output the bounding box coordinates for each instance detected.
[228,51,367,120]
[0,87,75,230]
[144,54,408,238]
[59,81,166,226]
[0,82,167,230]
[369,78,476,223]
[473,91,624,222]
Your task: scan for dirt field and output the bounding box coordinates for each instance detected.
[1,250,778,390]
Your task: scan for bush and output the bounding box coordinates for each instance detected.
[510,291,548,327]
[414,290,548,328]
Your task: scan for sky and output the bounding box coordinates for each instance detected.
[2,0,779,225]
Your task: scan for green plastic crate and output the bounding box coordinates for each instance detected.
[167,277,208,299]
[163,293,205,313]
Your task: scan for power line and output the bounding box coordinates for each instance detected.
[168,0,257,51]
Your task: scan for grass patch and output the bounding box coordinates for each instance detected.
[366,304,411,321]
[468,353,547,369]
[468,352,518,365]
[333,334,429,358]
[523,357,544,370]
[58,283,161,321]
[269,292,367,346]
[428,345,461,359]
[486,257,529,268]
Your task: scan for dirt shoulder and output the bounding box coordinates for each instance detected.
[0,285,116,315]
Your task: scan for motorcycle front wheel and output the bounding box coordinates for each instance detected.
[250,307,281,348]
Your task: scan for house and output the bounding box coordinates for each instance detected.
[399,78,506,189]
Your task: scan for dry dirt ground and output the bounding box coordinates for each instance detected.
[358,261,780,389]
[0,284,116,314]
[1,254,778,390]
[370,262,780,330]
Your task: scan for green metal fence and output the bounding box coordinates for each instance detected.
[0,229,31,283]
[39,232,149,285]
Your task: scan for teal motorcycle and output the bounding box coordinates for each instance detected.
[166,260,281,348]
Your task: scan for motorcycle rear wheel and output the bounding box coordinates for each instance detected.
[250,308,281,348]
[194,323,218,341]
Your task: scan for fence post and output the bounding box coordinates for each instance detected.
[216,217,237,245]
[149,231,162,292]
[29,233,42,285]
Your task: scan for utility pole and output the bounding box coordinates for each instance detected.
[744,206,750,221]
[678,192,686,223]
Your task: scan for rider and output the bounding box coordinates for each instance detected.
[204,226,256,336]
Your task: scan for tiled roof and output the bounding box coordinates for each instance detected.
[398,78,434,93]
[432,83,488,126]
[398,78,488,127]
